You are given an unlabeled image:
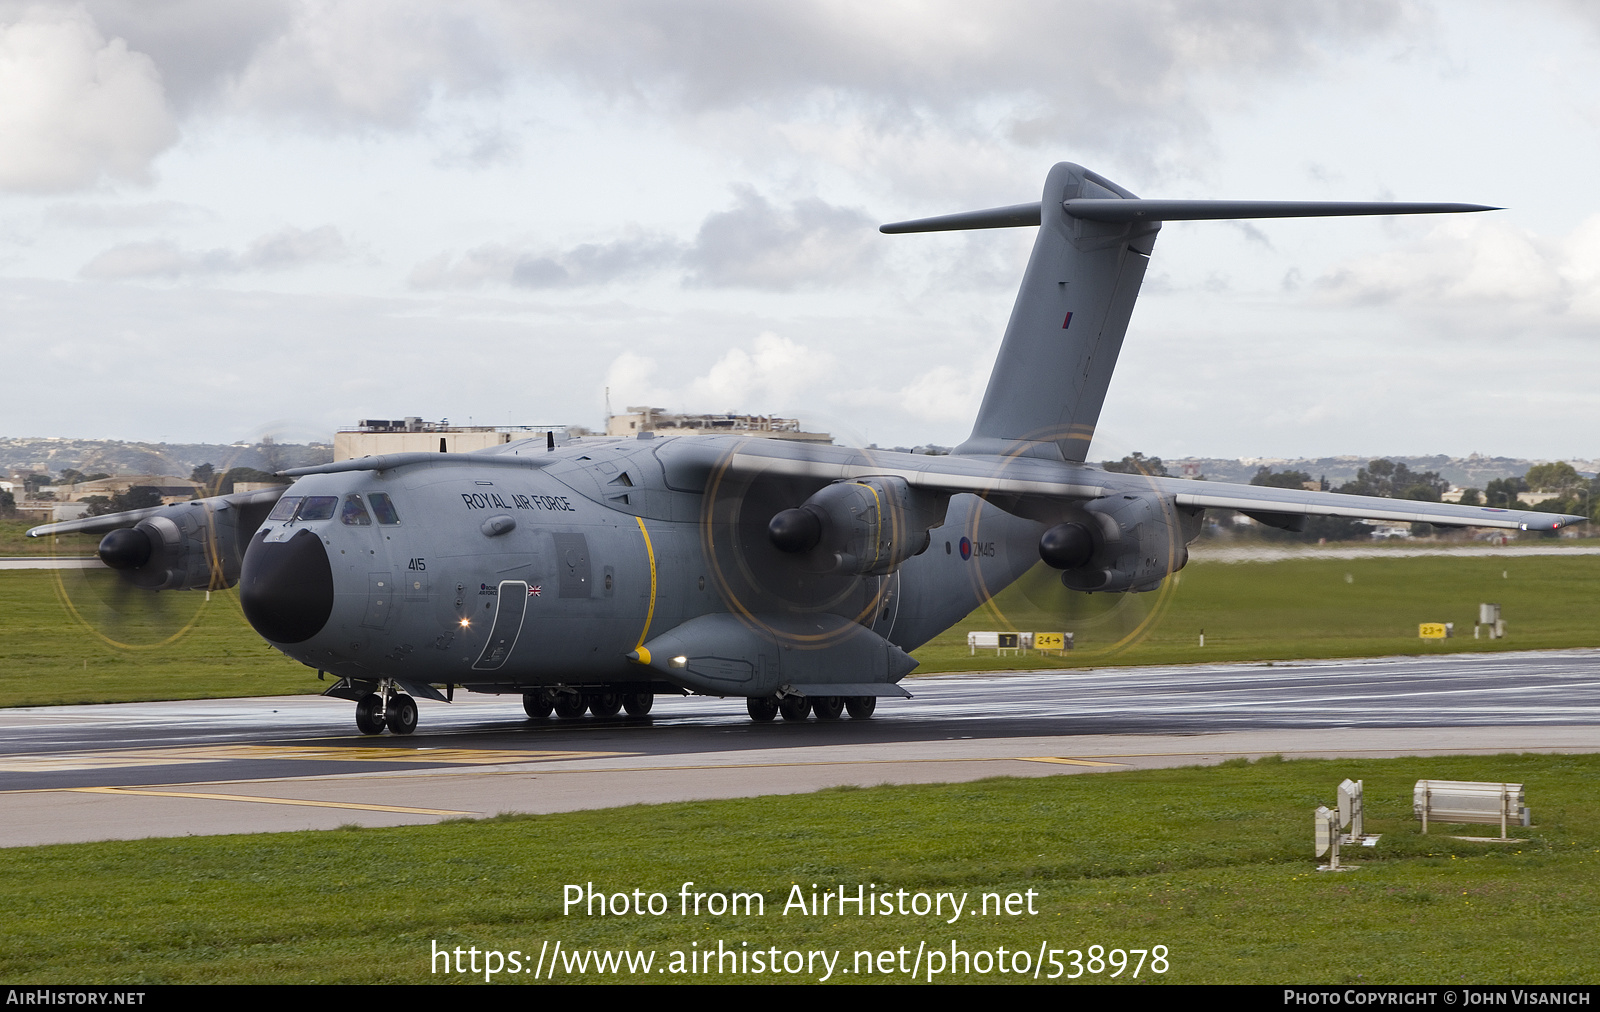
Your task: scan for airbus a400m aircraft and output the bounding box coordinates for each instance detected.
[31,163,1585,734]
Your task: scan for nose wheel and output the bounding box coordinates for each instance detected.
[355,693,385,735]
[352,680,419,735]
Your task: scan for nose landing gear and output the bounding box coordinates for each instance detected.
[353,679,418,736]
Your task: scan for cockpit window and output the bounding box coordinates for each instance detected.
[367,492,401,525]
[268,496,302,521]
[296,496,339,521]
[340,494,372,526]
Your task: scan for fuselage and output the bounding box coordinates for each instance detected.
[238,434,1052,697]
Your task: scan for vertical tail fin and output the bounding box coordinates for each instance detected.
[881,162,1495,463]
[961,162,1155,461]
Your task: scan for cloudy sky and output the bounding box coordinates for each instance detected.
[1,0,1598,461]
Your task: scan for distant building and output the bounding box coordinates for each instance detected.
[606,406,831,443]
[56,475,202,505]
[334,417,568,460]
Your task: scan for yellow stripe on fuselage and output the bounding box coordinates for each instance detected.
[634,516,657,651]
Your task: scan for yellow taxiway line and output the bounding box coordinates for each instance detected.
[67,785,472,816]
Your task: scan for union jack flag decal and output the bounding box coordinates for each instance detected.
[528,585,542,597]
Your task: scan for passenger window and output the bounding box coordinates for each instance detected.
[297,496,338,521]
[340,494,372,526]
[268,496,302,522]
[367,492,401,525]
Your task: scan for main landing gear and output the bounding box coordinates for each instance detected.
[354,680,418,736]
[523,688,656,721]
[747,694,877,723]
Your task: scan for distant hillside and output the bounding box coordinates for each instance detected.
[0,437,332,477]
[1167,454,1600,488]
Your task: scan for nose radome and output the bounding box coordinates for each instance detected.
[240,528,335,644]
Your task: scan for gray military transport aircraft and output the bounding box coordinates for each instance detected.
[29,162,1586,734]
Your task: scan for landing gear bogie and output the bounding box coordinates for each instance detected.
[552,691,588,719]
[810,696,844,720]
[845,696,877,719]
[622,692,654,717]
[523,690,555,720]
[747,695,779,722]
[778,695,811,722]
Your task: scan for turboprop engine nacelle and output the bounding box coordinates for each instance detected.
[1038,493,1200,593]
[96,498,249,592]
[768,476,945,577]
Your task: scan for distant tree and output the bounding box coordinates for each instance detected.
[1337,459,1447,500]
[1523,462,1581,492]
[110,486,163,512]
[0,490,14,516]
[1484,477,1527,509]
[81,495,115,517]
[190,463,217,489]
[1102,452,1168,476]
[56,468,86,486]
[1458,488,1483,506]
[1250,467,1313,490]
[22,473,50,495]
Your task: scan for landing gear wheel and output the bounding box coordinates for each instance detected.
[845,696,877,719]
[553,692,587,719]
[811,696,844,720]
[747,696,779,722]
[386,695,418,735]
[588,692,623,718]
[622,692,654,717]
[522,690,554,719]
[778,695,811,722]
[355,693,386,735]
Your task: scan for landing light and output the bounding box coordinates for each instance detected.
[670,655,688,668]
[459,618,471,628]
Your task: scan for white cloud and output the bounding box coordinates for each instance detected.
[79,225,348,279]
[1317,214,1600,319]
[603,332,836,418]
[685,186,879,290]
[410,189,877,291]
[0,6,177,192]
[892,364,986,424]
[688,332,835,409]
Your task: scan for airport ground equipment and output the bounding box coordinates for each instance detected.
[1414,780,1529,840]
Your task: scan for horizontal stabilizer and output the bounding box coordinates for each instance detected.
[880,202,1042,233]
[1062,198,1499,222]
[881,199,1496,233]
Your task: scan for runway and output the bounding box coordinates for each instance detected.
[2,649,1597,847]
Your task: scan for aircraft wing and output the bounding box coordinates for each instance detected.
[25,487,287,539]
[1152,478,1583,532]
[706,441,1583,532]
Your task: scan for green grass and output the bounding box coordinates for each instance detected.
[0,518,96,556]
[915,553,1600,671]
[3,551,1599,706]
[2,754,1595,983]
[0,570,314,706]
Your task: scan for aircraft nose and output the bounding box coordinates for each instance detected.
[240,528,335,644]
